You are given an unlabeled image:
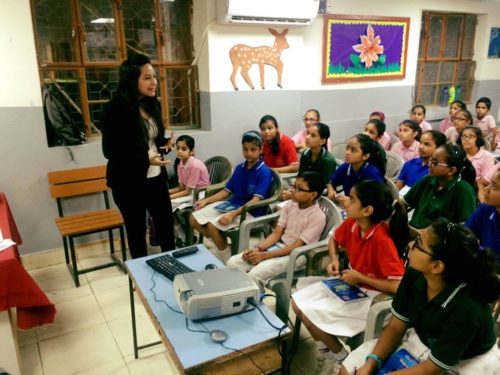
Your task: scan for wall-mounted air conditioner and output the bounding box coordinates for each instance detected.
[217,0,320,26]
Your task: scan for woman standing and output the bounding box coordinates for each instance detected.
[101,53,175,258]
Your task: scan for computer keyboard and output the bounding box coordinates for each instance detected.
[146,253,195,281]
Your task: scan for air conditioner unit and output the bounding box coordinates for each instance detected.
[217,0,320,26]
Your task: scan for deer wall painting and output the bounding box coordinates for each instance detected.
[229,28,289,91]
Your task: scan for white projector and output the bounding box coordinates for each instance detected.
[173,268,260,320]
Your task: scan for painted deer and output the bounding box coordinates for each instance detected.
[229,28,289,90]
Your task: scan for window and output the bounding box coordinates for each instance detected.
[415,12,477,105]
[31,0,199,146]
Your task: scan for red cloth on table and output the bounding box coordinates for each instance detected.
[0,192,56,329]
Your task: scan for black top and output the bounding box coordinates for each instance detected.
[101,95,167,188]
[391,267,495,370]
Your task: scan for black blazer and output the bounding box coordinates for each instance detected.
[101,95,167,189]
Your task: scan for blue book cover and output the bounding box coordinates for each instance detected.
[320,278,369,303]
[214,201,240,213]
[377,348,419,374]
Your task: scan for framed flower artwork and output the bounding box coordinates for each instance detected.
[322,15,410,83]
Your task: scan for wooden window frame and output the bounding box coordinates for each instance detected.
[415,11,477,106]
[30,0,199,139]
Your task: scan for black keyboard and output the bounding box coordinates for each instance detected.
[146,253,195,281]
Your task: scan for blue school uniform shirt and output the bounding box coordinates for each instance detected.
[225,158,272,217]
[398,157,429,187]
[330,162,384,195]
[465,204,500,263]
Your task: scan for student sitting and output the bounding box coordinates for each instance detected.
[368,111,392,150]
[282,123,337,201]
[327,134,385,203]
[474,96,496,142]
[363,118,388,166]
[396,130,446,191]
[439,100,466,133]
[189,131,272,262]
[445,108,473,144]
[466,169,500,267]
[292,109,333,152]
[391,120,421,162]
[292,180,408,375]
[403,144,477,229]
[341,219,500,375]
[410,104,432,132]
[259,114,298,173]
[226,171,326,290]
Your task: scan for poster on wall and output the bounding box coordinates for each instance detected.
[322,15,410,83]
[487,27,500,58]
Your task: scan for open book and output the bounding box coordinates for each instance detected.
[321,278,369,303]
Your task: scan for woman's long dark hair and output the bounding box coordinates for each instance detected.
[429,218,500,304]
[117,53,162,132]
[259,115,280,155]
[351,134,386,175]
[354,180,409,257]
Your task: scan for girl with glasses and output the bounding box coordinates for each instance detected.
[340,218,500,375]
[402,144,477,229]
[457,126,496,201]
[439,100,467,133]
[292,109,333,152]
[292,180,408,374]
[445,108,473,144]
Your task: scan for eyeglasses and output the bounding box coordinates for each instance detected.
[428,158,449,168]
[303,117,318,122]
[292,185,310,192]
[460,134,477,140]
[452,117,468,122]
[409,236,434,257]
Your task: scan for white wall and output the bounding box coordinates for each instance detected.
[196,0,500,92]
[0,0,41,107]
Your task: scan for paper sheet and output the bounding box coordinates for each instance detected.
[0,239,16,252]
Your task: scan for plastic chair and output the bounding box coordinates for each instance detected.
[483,138,491,151]
[385,151,405,180]
[389,132,400,146]
[384,176,400,200]
[238,197,342,322]
[332,142,347,165]
[182,156,232,245]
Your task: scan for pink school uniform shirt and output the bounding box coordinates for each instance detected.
[177,156,210,189]
[391,140,420,161]
[292,129,333,151]
[474,114,496,139]
[484,163,500,182]
[445,127,459,144]
[378,132,392,150]
[439,117,453,133]
[278,201,325,245]
[419,120,432,132]
[468,149,496,181]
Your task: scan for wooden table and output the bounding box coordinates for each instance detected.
[126,245,290,374]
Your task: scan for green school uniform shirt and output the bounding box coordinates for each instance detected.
[403,175,476,229]
[298,147,338,185]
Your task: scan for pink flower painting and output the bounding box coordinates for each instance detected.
[352,25,384,68]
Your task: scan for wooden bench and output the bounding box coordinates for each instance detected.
[48,166,126,287]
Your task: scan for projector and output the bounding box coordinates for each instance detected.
[173,268,260,320]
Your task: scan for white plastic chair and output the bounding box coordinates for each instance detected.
[385,151,405,180]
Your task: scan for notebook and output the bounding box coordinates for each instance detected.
[214,201,240,213]
[377,348,419,374]
[321,278,369,303]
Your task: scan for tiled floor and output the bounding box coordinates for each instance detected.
[18,241,318,375]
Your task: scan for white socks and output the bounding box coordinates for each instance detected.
[316,341,349,362]
[219,246,231,264]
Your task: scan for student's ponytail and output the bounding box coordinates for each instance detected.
[354,180,409,258]
[353,134,386,175]
[430,219,500,304]
[441,144,477,193]
[388,200,409,259]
